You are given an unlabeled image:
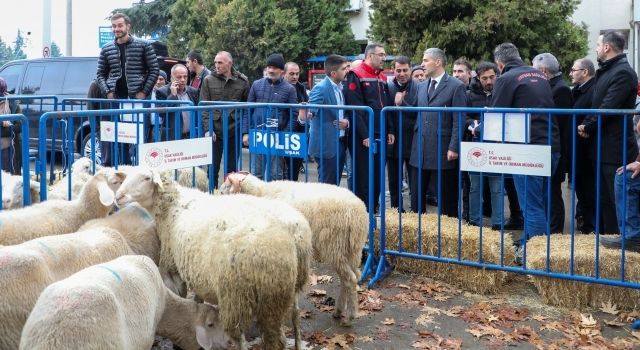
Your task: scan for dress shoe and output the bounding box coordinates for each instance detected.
[600,235,640,252]
[503,217,524,230]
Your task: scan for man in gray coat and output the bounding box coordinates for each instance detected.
[409,48,467,216]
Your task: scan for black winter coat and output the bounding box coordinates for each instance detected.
[387,78,417,159]
[490,60,560,152]
[96,36,159,98]
[465,77,491,139]
[549,75,573,180]
[583,54,638,165]
[572,78,595,163]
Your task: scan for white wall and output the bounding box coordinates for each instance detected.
[571,0,634,68]
[347,0,371,43]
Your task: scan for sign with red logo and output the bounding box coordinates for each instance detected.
[100,121,145,144]
[460,142,551,177]
[138,137,212,171]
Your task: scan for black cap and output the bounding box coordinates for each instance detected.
[266,53,285,70]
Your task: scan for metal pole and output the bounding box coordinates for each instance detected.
[42,0,51,57]
[66,0,72,56]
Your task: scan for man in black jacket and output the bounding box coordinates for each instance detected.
[570,58,596,234]
[96,13,159,100]
[491,43,560,261]
[467,62,523,230]
[532,53,573,233]
[578,31,639,237]
[387,56,418,211]
[284,61,309,181]
[96,13,159,166]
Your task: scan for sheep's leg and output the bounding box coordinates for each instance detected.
[257,317,286,350]
[334,261,357,326]
[291,297,301,350]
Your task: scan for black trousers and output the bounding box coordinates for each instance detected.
[596,163,620,234]
[212,136,237,188]
[387,156,412,209]
[504,177,522,218]
[574,159,596,233]
[550,179,565,233]
[410,167,459,217]
[353,138,382,213]
[284,157,304,181]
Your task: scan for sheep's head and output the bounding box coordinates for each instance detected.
[72,157,102,176]
[2,177,40,209]
[114,166,162,210]
[194,303,231,350]
[218,171,252,195]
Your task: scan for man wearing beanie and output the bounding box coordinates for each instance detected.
[242,53,297,180]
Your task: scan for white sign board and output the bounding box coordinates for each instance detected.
[460,142,551,177]
[482,113,529,143]
[100,121,145,144]
[120,102,145,122]
[138,137,212,171]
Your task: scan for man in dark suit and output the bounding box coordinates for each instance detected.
[532,53,573,233]
[302,55,350,185]
[578,31,639,240]
[409,48,467,217]
[570,58,596,234]
[153,64,199,141]
[387,56,418,211]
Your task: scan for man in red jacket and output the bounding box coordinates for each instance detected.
[343,43,395,213]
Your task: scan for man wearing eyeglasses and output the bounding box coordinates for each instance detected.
[343,43,396,213]
[570,58,596,234]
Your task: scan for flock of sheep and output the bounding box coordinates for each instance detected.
[0,158,368,350]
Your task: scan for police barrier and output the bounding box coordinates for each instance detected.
[372,106,640,291]
[0,113,32,209]
[39,102,202,200]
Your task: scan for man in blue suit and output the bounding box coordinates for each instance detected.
[300,55,350,185]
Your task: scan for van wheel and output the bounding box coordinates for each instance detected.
[81,134,102,165]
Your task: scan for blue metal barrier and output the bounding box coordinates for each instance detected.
[372,105,640,291]
[0,113,32,209]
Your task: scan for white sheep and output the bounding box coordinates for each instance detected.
[0,226,132,349]
[48,157,103,200]
[1,174,40,209]
[169,166,210,192]
[0,168,120,245]
[79,202,160,264]
[114,166,312,350]
[20,255,230,350]
[220,172,369,326]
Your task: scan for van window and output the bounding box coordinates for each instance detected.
[25,62,68,95]
[0,63,24,94]
[63,60,98,95]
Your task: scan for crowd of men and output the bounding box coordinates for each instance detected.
[95,13,640,262]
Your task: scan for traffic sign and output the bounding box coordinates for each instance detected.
[99,26,114,48]
[42,46,50,58]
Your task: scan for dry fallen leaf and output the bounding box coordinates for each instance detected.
[580,314,598,328]
[487,314,499,323]
[415,313,436,327]
[327,333,355,349]
[299,310,312,319]
[421,305,443,316]
[434,294,451,302]
[466,324,504,339]
[411,340,430,349]
[308,289,327,297]
[632,331,640,341]
[603,319,627,327]
[532,314,547,322]
[357,336,374,343]
[397,283,411,289]
[317,275,334,284]
[600,301,620,315]
[382,318,396,325]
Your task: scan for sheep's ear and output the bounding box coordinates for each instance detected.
[114,170,127,183]
[151,170,163,190]
[29,180,40,202]
[97,182,115,206]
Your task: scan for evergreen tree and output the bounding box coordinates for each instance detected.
[369,0,588,71]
